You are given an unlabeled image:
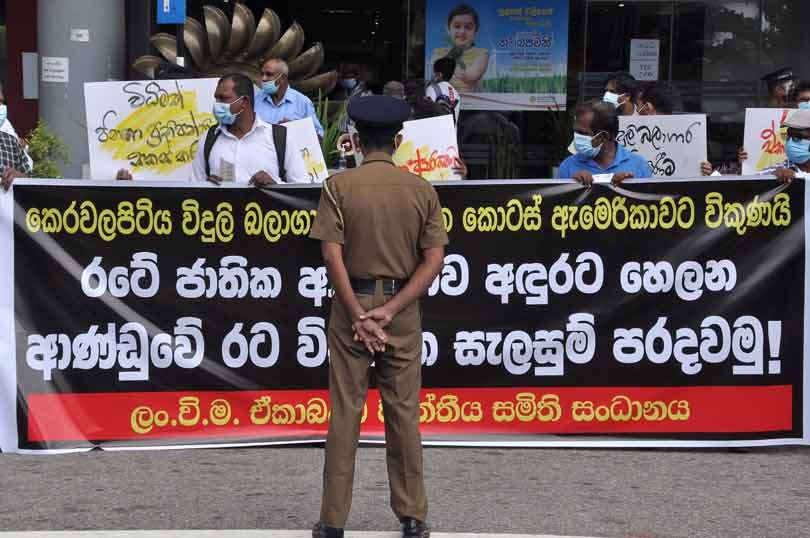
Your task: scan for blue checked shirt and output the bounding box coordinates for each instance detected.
[255,86,324,137]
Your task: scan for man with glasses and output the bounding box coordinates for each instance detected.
[557,101,652,186]
[256,58,324,139]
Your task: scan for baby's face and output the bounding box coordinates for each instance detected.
[448,15,476,47]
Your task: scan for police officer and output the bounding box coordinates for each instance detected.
[762,68,794,108]
[309,95,448,538]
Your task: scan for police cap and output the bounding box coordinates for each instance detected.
[762,67,794,84]
[348,95,411,131]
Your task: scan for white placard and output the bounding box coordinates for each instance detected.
[283,117,328,183]
[41,57,69,83]
[617,114,708,178]
[70,29,90,42]
[629,39,659,81]
[742,108,795,175]
[393,114,462,180]
[84,78,219,180]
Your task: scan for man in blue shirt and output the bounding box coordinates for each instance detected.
[557,101,652,185]
[255,58,324,138]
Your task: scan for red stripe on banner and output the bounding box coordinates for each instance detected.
[26,385,793,442]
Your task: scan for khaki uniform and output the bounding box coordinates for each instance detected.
[309,151,448,528]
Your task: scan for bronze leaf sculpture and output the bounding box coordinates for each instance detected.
[133,4,337,96]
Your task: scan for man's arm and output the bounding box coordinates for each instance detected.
[306,99,325,138]
[361,246,445,327]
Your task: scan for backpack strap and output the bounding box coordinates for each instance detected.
[203,125,221,178]
[272,123,287,182]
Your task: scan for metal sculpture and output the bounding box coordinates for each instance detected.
[133,4,337,96]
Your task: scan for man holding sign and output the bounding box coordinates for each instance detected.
[191,73,309,185]
[557,101,651,185]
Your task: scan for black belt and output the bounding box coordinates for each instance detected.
[350,278,407,295]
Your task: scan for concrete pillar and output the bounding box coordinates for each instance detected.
[37,0,125,178]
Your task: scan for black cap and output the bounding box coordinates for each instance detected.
[762,67,793,84]
[348,95,411,130]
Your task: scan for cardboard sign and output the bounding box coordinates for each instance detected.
[742,108,795,175]
[393,114,462,180]
[84,78,219,180]
[283,118,328,183]
[617,114,708,178]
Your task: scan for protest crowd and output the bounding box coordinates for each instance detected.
[2,62,809,192]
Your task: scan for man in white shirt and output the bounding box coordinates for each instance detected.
[425,57,461,125]
[191,73,309,185]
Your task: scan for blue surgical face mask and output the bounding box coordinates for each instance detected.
[342,78,358,91]
[0,105,7,125]
[573,132,602,158]
[799,101,810,110]
[262,76,281,96]
[212,96,244,126]
[785,137,810,165]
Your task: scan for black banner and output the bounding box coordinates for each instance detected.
[1,178,806,452]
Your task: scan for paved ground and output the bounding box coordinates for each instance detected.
[0,530,600,538]
[1,446,808,538]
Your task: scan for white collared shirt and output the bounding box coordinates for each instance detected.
[191,114,310,183]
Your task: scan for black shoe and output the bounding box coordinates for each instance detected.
[401,517,430,538]
[312,521,344,538]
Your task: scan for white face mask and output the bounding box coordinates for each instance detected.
[603,91,622,106]
[0,105,7,125]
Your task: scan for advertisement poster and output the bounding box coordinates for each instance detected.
[742,108,795,175]
[617,115,708,178]
[84,78,219,180]
[425,1,569,111]
[393,115,462,180]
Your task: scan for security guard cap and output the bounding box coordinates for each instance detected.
[348,95,411,130]
[762,67,794,84]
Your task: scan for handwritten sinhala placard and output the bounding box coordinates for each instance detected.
[617,114,708,178]
[742,108,795,175]
[393,114,462,181]
[84,78,219,180]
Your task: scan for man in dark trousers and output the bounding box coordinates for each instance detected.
[309,95,448,538]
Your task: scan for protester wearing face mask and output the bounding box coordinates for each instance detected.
[191,73,308,185]
[255,58,324,139]
[603,72,639,116]
[565,100,596,155]
[773,110,810,184]
[557,101,652,186]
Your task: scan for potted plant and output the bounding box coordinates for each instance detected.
[26,119,70,178]
[315,91,347,170]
